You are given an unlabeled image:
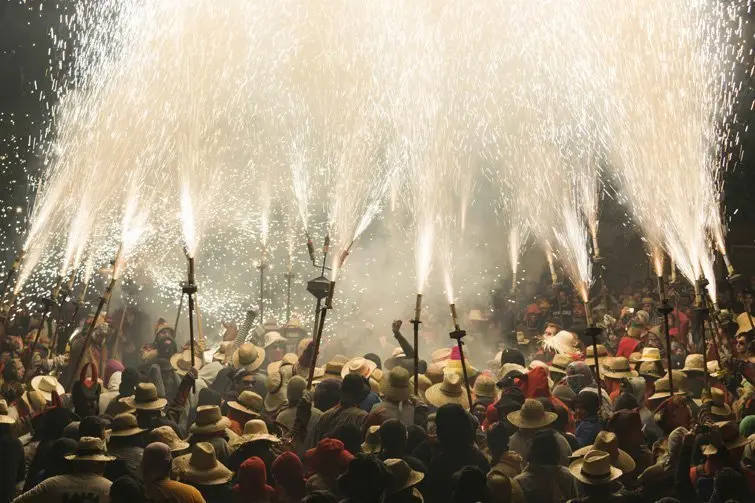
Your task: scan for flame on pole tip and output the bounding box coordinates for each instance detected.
[650,245,665,278]
[415,221,434,295]
[443,269,454,305]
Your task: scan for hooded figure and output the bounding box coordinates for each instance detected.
[513,429,578,503]
[272,452,306,503]
[233,457,274,503]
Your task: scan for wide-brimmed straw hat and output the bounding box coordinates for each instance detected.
[711,421,750,451]
[341,357,377,379]
[235,419,280,445]
[362,425,381,454]
[572,431,635,474]
[506,398,557,429]
[639,361,663,380]
[431,348,452,365]
[704,388,732,418]
[681,354,705,374]
[190,405,231,434]
[228,390,263,417]
[31,375,65,402]
[384,458,424,495]
[176,442,233,485]
[0,399,15,424]
[570,450,623,485]
[549,354,573,375]
[109,413,146,437]
[473,374,498,400]
[232,343,266,372]
[638,347,662,362]
[601,357,638,379]
[150,425,190,452]
[264,371,289,412]
[213,341,232,363]
[425,363,444,384]
[65,436,116,462]
[410,374,432,400]
[322,355,348,380]
[585,345,610,367]
[170,349,204,376]
[123,383,168,410]
[267,353,297,375]
[628,352,642,365]
[707,360,724,379]
[382,367,411,402]
[263,331,286,348]
[647,376,686,401]
[425,372,470,409]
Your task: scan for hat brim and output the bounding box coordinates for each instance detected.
[190,416,231,434]
[164,440,190,452]
[680,368,705,375]
[227,401,261,417]
[341,359,377,379]
[387,471,425,495]
[0,415,16,425]
[506,409,557,429]
[110,426,146,437]
[183,464,233,485]
[572,447,636,474]
[361,442,381,454]
[602,370,639,379]
[548,367,568,375]
[710,404,732,418]
[123,396,168,410]
[639,357,662,363]
[31,376,65,401]
[569,460,623,485]
[65,453,116,462]
[586,357,610,367]
[170,352,204,375]
[264,391,287,412]
[231,433,281,449]
[425,384,470,409]
[232,346,266,372]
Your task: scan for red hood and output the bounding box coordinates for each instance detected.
[615,337,641,359]
[515,366,550,398]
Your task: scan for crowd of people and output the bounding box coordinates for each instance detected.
[1,273,755,503]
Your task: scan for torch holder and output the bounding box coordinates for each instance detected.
[584,325,603,387]
[307,281,334,389]
[692,304,711,390]
[449,328,474,409]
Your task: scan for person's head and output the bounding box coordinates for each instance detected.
[405,425,427,454]
[338,454,390,503]
[544,323,559,337]
[574,391,600,421]
[655,395,692,434]
[485,421,510,460]
[155,334,177,360]
[141,442,172,483]
[363,353,381,370]
[527,429,561,466]
[613,392,640,412]
[286,376,308,406]
[436,404,474,447]
[340,374,369,406]
[379,419,407,455]
[713,467,747,502]
[452,466,488,503]
[46,438,78,476]
[272,451,305,495]
[80,415,107,439]
[313,378,341,412]
[110,476,145,503]
[330,424,363,456]
[499,349,525,367]
[736,332,753,356]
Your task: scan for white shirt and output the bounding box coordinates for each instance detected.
[13,473,112,503]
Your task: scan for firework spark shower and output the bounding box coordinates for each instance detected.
[4,0,751,339]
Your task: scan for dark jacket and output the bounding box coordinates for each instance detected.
[575,417,602,447]
[413,439,489,503]
[0,428,25,503]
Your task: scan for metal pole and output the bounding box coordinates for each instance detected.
[456,338,474,409]
[411,294,423,395]
[307,283,334,389]
[258,262,265,322]
[657,275,674,393]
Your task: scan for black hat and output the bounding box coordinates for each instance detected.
[340,373,369,405]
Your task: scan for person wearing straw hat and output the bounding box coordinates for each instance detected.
[507,398,573,466]
[310,373,369,445]
[472,373,498,408]
[424,372,469,411]
[188,405,231,464]
[275,376,322,452]
[367,367,414,427]
[106,413,146,478]
[30,376,65,404]
[513,429,578,503]
[173,442,232,503]
[124,381,187,438]
[571,431,636,482]
[702,387,733,421]
[680,353,708,402]
[226,390,263,435]
[232,342,266,373]
[362,425,382,454]
[149,425,190,454]
[142,442,204,503]
[13,437,114,503]
[262,369,289,416]
[566,450,624,503]
[0,400,23,503]
[383,458,424,503]
[226,419,280,476]
[548,353,574,383]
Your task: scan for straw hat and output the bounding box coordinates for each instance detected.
[736,312,754,336]
[648,376,686,401]
[109,413,146,437]
[341,357,377,379]
[628,352,642,365]
[681,354,705,374]
[263,331,286,348]
[707,360,724,379]
[123,383,168,410]
[381,367,412,402]
[704,388,732,418]
[0,399,15,425]
[284,317,303,331]
[549,354,573,375]
[473,374,498,400]
[170,349,204,376]
[267,353,297,375]
[362,425,381,454]
[431,348,452,365]
[323,355,348,380]
[233,419,280,446]
[384,458,424,496]
[712,421,750,451]
[516,331,530,345]
[213,341,232,363]
[601,357,638,379]
[264,371,288,412]
[425,372,470,409]
[410,374,432,400]
[638,347,662,362]
[639,361,663,380]
[425,363,444,384]
[65,436,116,462]
[30,375,65,402]
[176,442,233,485]
[585,345,610,367]
[506,398,557,429]
[572,431,636,474]
[190,405,231,434]
[569,450,623,485]
[149,425,190,452]
[232,343,266,372]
